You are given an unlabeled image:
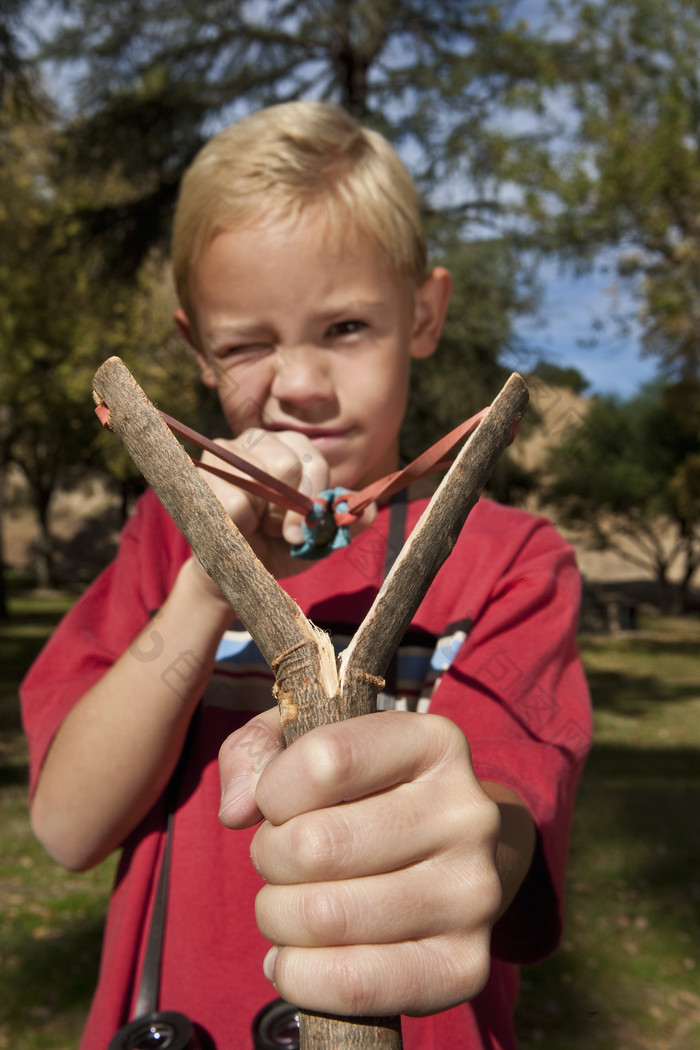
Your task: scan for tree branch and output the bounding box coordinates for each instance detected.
[92,356,528,1050]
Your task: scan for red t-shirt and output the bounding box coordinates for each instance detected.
[21,491,591,1050]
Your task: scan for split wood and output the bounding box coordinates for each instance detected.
[92,357,529,1050]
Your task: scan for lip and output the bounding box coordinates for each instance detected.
[264,422,354,443]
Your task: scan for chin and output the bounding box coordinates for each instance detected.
[330,445,397,494]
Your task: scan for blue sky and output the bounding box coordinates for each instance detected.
[512,261,659,399]
[507,0,661,400]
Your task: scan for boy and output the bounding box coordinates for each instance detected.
[21,101,591,1050]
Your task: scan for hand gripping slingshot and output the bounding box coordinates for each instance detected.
[92,357,529,1050]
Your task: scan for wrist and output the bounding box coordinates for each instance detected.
[175,557,235,622]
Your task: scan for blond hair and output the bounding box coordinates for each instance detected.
[172,101,427,321]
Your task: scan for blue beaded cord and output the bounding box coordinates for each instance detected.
[290,488,351,559]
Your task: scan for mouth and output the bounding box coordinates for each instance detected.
[264,422,353,443]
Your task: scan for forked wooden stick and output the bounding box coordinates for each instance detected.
[93,357,529,1050]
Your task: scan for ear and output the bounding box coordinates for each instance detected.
[174,308,218,390]
[410,266,452,361]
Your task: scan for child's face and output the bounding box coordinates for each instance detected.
[175,208,450,492]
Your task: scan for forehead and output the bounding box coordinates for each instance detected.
[212,199,408,279]
[196,206,411,300]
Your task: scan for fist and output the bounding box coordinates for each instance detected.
[218,708,502,1017]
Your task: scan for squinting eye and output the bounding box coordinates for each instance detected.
[220,343,267,359]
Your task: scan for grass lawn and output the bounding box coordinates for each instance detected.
[1,587,699,1048]
[0,585,118,1050]
[516,615,700,1049]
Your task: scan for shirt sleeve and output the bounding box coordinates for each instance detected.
[428,511,592,964]
[20,491,188,799]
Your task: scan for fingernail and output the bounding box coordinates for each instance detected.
[285,523,303,544]
[218,775,252,819]
[263,945,279,985]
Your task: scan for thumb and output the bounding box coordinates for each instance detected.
[218,707,283,828]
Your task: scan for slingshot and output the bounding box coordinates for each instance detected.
[92,357,529,1050]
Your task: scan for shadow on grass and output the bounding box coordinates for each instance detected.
[516,949,608,1049]
[0,909,105,1027]
[585,665,700,716]
[516,740,700,1048]
[0,757,29,788]
[0,587,75,740]
[580,743,700,906]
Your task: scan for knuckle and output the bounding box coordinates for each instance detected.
[476,863,504,923]
[235,428,264,453]
[442,791,500,863]
[328,949,382,1014]
[425,713,472,766]
[275,445,303,482]
[476,794,502,845]
[421,934,493,1012]
[300,884,353,944]
[304,728,357,792]
[443,853,502,927]
[288,815,339,880]
[440,832,503,929]
[447,941,491,1005]
[459,931,493,998]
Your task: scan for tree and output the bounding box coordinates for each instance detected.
[17,0,564,470]
[0,92,200,587]
[0,105,112,586]
[1,0,42,119]
[38,0,555,273]
[544,382,700,609]
[402,236,540,502]
[0,3,55,607]
[93,250,206,517]
[531,360,589,395]
[522,0,700,383]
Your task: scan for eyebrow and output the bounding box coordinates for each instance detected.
[205,323,273,345]
[319,300,389,319]
[206,301,390,343]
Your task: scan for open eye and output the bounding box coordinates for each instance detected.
[326,319,368,339]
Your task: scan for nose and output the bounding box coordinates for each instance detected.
[270,345,335,412]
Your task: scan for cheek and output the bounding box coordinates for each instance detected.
[358,360,410,426]
[340,347,410,408]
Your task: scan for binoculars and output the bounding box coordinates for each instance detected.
[108,999,299,1050]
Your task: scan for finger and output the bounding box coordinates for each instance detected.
[254,711,476,825]
[251,778,499,884]
[273,431,330,545]
[263,932,493,1017]
[203,430,318,539]
[199,439,265,536]
[218,708,283,828]
[255,852,502,949]
[249,432,309,538]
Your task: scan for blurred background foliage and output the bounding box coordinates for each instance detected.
[1,0,699,599]
[1,8,698,1047]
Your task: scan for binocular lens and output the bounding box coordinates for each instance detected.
[252,999,300,1049]
[130,1020,176,1048]
[109,1011,201,1050]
